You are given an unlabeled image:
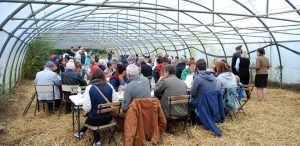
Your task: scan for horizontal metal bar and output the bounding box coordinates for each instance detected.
[3,0,300,18]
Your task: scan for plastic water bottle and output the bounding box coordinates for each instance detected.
[77,87,82,97]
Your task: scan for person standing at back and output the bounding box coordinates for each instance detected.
[250,48,270,101]
[231,45,242,75]
[235,49,250,97]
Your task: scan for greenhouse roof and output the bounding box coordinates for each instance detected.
[0,0,300,88]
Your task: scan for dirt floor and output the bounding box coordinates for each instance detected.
[0,79,299,146]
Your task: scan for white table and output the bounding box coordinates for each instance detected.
[69,90,155,140]
[115,92,124,101]
[115,90,155,100]
[69,95,84,140]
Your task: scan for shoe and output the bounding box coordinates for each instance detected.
[92,141,102,146]
[74,132,84,139]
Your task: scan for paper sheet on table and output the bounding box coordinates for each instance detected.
[185,75,193,88]
[114,92,124,101]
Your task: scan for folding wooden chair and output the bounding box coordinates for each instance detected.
[59,84,79,116]
[34,85,55,115]
[237,84,254,114]
[168,95,190,137]
[85,101,121,145]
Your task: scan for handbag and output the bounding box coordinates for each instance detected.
[224,87,240,111]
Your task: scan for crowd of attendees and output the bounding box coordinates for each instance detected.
[35,45,269,146]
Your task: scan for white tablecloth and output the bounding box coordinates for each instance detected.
[70,91,156,105]
[69,95,84,106]
[115,90,155,100]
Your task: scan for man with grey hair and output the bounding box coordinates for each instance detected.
[35,61,62,113]
[61,62,87,113]
[121,64,151,111]
[127,56,135,65]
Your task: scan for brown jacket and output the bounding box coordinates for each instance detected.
[124,98,167,146]
[255,56,269,74]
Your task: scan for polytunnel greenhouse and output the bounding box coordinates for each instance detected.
[0,0,299,146]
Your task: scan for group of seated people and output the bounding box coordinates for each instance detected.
[35,52,241,146]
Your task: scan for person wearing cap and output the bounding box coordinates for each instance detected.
[121,64,151,111]
[61,62,87,113]
[250,48,270,101]
[231,45,242,75]
[34,61,62,113]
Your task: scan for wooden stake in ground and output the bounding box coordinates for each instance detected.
[22,93,36,116]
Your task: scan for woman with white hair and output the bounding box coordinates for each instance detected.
[97,59,106,71]
[236,49,250,98]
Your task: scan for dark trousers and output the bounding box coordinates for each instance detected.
[80,114,112,142]
[47,100,61,112]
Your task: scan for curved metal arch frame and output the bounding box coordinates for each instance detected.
[233,0,283,85]
[20,6,165,55]
[13,2,191,56]
[36,9,183,55]
[1,0,72,87]
[3,37,22,89]
[31,22,152,56]
[49,13,183,55]
[34,20,156,56]
[185,0,250,61]
[1,0,300,86]
[28,21,159,56]
[102,1,228,60]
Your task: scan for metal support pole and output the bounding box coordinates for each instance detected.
[178,0,180,30]
[212,0,215,25]
[266,0,269,17]
[139,1,141,36]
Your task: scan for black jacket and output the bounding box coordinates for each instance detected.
[61,69,87,86]
[81,52,86,65]
[61,69,87,100]
[141,63,152,77]
[231,51,241,75]
[176,62,186,79]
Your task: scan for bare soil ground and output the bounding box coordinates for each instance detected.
[0,79,299,146]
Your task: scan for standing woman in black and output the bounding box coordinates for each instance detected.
[236,49,250,98]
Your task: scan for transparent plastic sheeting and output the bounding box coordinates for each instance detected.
[0,0,299,90]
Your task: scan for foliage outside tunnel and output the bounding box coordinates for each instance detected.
[22,40,54,80]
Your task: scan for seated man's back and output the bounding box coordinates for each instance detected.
[121,64,151,111]
[35,61,61,100]
[61,69,87,86]
[190,59,220,103]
